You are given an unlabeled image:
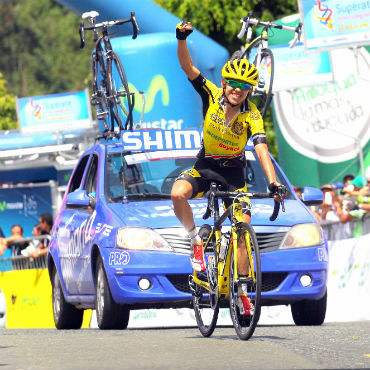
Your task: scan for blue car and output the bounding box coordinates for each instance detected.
[48,129,327,329]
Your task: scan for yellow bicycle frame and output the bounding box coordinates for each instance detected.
[192,202,256,298]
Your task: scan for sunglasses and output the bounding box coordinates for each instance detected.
[225,79,252,91]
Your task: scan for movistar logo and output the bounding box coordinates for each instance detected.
[0,201,6,212]
[120,75,169,114]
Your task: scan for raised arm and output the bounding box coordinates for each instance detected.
[176,22,200,81]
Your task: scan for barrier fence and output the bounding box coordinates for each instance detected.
[321,214,370,241]
[0,236,49,272]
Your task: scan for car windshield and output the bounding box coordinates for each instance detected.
[105,150,292,202]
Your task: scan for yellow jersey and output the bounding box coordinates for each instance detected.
[190,73,267,167]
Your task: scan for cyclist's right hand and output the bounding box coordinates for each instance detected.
[268,183,287,201]
[176,21,193,40]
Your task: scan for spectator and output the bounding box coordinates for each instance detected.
[343,173,355,187]
[0,224,27,256]
[319,184,353,223]
[343,175,369,198]
[29,213,53,259]
[21,224,42,257]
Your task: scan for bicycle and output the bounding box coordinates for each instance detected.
[79,11,140,138]
[231,13,302,118]
[188,169,286,340]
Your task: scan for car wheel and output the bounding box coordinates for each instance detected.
[52,269,83,329]
[291,289,327,326]
[95,256,130,329]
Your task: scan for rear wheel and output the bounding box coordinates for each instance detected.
[95,256,130,329]
[108,52,134,131]
[291,290,327,326]
[52,269,83,330]
[229,223,261,340]
[192,224,219,337]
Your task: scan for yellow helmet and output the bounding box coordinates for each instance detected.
[221,58,259,86]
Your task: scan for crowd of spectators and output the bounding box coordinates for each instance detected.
[294,171,370,224]
[0,212,53,260]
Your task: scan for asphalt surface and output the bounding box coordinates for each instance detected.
[1,321,370,370]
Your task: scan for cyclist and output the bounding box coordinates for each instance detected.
[171,21,286,315]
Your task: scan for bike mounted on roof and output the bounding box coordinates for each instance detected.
[79,11,144,140]
[231,12,302,118]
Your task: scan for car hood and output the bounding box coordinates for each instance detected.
[106,198,315,229]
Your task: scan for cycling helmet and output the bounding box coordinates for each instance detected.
[221,58,259,86]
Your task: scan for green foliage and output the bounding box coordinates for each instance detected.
[0,72,17,130]
[0,0,93,98]
[154,0,298,159]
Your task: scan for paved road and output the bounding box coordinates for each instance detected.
[1,322,370,370]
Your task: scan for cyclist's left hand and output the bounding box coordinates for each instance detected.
[268,182,287,202]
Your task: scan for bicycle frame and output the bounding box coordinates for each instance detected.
[192,186,269,298]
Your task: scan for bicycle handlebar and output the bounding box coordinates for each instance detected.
[237,13,302,48]
[202,185,286,222]
[79,11,139,48]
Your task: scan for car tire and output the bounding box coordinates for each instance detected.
[95,256,130,329]
[291,289,327,326]
[52,269,83,329]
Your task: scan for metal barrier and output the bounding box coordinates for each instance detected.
[321,214,370,241]
[0,236,49,271]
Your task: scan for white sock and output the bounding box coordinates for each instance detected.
[187,226,201,244]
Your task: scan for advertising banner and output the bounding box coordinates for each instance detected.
[298,0,370,52]
[16,90,92,134]
[271,43,333,91]
[0,184,53,238]
[273,46,370,187]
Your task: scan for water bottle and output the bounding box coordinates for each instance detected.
[219,233,229,261]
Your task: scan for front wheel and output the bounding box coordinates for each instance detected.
[192,224,219,337]
[243,44,275,119]
[95,256,130,329]
[229,223,261,340]
[291,290,327,326]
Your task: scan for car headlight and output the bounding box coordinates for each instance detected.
[279,223,324,249]
[116,227,173,251]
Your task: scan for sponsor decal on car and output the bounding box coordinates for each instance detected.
[109,251,130,266]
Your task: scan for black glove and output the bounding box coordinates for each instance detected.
[176,21,193,40]
[268,183,287,195]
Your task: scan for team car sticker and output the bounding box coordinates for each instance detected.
[318,247,328,262]
[121,129,202,151]
[109,251,130,266]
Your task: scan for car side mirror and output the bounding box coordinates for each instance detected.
[301,187,323,206]
[66,189,91,208]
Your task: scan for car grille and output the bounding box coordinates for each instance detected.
[166,272,288,293]
[257,232,286,252]
[157,228,287,253]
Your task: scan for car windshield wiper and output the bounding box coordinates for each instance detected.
[112,193,171,202]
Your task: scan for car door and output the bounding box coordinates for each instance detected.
[56,154,91,295]
[76,153,100,294]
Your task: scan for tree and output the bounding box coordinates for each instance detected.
[0,72,17,130]
[0,0,93,98]
[153,0,298,159]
